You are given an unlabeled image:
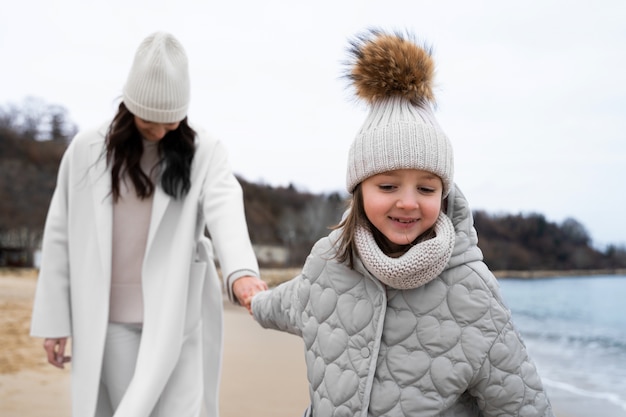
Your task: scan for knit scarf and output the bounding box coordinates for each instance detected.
[355,212,456,290]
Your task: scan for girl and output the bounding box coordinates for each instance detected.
[251,29,554,417]
[30,32,267,417]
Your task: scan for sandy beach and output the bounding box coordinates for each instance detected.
[1,270,573,416]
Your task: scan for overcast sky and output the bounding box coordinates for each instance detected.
[1,0,625,248]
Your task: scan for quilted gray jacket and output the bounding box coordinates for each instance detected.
[252,185,554,417]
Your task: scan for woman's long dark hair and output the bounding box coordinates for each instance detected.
[105,102,196,201]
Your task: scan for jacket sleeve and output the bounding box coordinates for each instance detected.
[251,273,306,337]
[470,319,555,416]
[197,137,259,302]
[30,143,74,338]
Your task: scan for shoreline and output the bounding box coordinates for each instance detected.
[493,268,626,279]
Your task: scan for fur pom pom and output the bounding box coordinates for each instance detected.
[346,28,435,105]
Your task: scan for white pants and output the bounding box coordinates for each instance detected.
[100,322,204,417]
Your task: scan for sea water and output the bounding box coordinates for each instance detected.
[498,275,626,417]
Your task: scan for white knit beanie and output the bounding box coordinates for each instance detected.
[345,29,454,197]
[123,31,190,123]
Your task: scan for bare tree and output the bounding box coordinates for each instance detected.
[45,104,78,142]
[0,102,21,132]
[0,97,77,142]
[17,96,47,139]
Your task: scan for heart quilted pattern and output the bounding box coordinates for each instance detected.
[490,330,525,373]
[416,316,462,356]
[382,309,418,345]
[447,284,490,325]
[309,284,337,323]
[402,279,448,314]
[324,364,359,406]
[367,379,401,415]
[386,346,431,385]
[317,323,349,363]
[308,354,326,391]
[483,374,524,411]
[336,295,374,335]
[430,356,473,397]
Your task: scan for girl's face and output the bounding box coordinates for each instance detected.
[361,169,443,248]
[134,117,180,142]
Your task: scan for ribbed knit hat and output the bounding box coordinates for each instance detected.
[123,31,190,123]
[345,29,454,197]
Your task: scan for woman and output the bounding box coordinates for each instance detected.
[30,31,267,417]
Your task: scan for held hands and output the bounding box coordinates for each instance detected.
[43,337,71,369]
[233,275,268,314]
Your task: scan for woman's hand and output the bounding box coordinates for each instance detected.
[43,337,71,369]
[233,276,268,314]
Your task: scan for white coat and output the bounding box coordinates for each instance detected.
[30,122,259,417]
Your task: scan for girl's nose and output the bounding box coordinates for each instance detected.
[396,189,419,209]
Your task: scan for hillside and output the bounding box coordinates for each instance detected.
[1,132,625,270]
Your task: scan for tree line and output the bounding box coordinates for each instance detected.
[1,98,625,270]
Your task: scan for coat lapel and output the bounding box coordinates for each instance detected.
[89,141,112,282]
[146,182,172,257]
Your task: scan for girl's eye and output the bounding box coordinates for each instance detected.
[418,187,435,193]
[378,184,396,191]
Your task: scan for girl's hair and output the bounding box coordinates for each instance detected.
[332,186,365,268]
[332,184,439,269]
[105,102,196,201]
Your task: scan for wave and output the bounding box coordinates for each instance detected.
[543,378,626,413]
[521,329,626,351]
[513,308,586,322]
